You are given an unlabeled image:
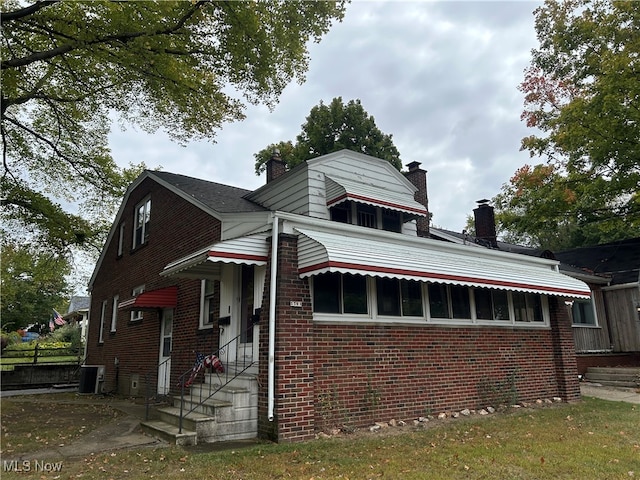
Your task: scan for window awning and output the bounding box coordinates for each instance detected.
[325,176,428,217]
[296,227,591,298]
[118,286,178,310]
[161,232,270,279]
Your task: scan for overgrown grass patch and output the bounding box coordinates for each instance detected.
[0,396,637,479]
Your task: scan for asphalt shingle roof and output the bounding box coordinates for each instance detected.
[151,171,266,214]
[555,238,640,285]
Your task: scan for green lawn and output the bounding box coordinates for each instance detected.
[0,355,80,366]
[1,394,638,479]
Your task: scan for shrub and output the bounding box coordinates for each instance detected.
[47,324,82,347]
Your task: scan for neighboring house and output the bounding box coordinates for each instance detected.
[431,203,640,374]
[64,296,91,344]
[87,150,590,443]
[555,239,640,371]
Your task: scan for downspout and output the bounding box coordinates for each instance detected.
[268,213,279,421]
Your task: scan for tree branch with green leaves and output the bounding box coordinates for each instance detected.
[1,0,346,263]
[495,0,640,250]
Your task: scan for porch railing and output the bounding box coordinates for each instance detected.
[144,356,172,421]
[176,332,256,433]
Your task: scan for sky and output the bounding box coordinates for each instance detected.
[108,0,544,234]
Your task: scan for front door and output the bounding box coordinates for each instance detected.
[157,308,173,395]
[239,265,256,365]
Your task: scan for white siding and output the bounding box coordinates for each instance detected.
[245,150,422,223]
[245,166,311,214]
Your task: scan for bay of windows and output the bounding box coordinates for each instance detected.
[312,273,549,324]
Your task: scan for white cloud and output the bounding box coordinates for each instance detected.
[108,0,543,231]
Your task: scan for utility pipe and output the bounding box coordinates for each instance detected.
[267,213,279,421]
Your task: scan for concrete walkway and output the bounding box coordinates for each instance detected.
[580,382,640,404]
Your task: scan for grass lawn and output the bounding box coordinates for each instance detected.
[1,395,638,479]
[1,395,122,456]
[0,356,80,366]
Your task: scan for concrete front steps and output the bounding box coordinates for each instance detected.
[584,367,640,388]
[141,372,258,446]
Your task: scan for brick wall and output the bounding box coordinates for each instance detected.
[87,177,221,395]
[258,232,581,442]
[258,233,315,442]
[313,324,569,431]
[257,232,582,441]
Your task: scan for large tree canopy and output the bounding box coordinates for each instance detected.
[495,0,640,249]
[1,240,71,331]
[1,0,346,256]
[254,97,401,174]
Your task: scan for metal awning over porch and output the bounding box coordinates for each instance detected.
[325,176,428,217]
[161,232,270,279]
[118,286,178,310]
[295,227,591,298]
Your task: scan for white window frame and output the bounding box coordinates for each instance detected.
[571,298,598,327]
[117,222,125,256]
[199,279,216,329]
[110,295,119,332]
[130,285,145,322]
[133,197,151,249]
[312,273,550,328]
[99,300,107,343]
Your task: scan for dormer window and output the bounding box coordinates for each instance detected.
[329,200,403,233]
[357,204,376,228]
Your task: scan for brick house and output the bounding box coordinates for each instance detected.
[431,208,640,375]
[87,150,591,444]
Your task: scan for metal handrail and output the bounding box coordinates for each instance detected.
[144,356,171,421]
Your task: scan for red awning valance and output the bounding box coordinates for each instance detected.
[118,286,178,310]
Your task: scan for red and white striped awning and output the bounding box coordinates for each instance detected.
[118,286,178,310]
[325,176,428,217]
[295,227,591,298]
[161,232,269,279]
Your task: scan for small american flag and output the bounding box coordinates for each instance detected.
[193,352,206,370]
[53,309,66,326]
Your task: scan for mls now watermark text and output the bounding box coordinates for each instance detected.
[3,459,63,473]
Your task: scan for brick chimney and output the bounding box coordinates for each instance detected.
[404,161,429,237]
[473,199,497,248]
[266,149,286,183]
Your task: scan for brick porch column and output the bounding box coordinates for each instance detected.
[548,296,581,402]
[258,233,315,442]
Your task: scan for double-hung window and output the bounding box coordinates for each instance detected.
[313,273,368,314]
[133,198,151,248]
[200,279,217,328]
[571,299,597,326]
[474,288,510,321]
[99,300,107,343]
[512,292,544,323]
[428,284,471,319]
[130,285,144,322]
[110,295,119,332]
[376,278,423,317]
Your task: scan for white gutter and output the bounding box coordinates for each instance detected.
[267,213,279,421]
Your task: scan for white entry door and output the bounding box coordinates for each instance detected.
[158,308,173,395]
